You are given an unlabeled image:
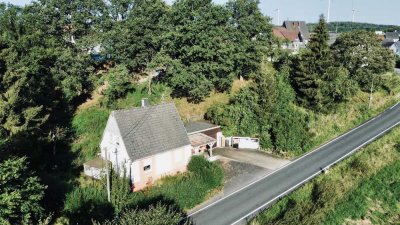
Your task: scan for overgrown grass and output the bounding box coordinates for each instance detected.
[294,87,400,158]
[116,83,171,109]
[72,107,110,162]
[323,160,400,225]
[250,126,400,225]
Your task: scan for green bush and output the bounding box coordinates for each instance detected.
[101,65,133,107]
[188,156,224,188]
[63,187,114,224]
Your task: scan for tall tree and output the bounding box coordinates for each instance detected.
[226,0,273,79]
[155,0,235,102]
[105,0,168,72]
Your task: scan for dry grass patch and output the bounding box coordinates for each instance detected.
[174,79,249,121]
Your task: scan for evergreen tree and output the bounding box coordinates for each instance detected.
[292,15,356,112]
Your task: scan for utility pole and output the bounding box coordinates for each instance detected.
[327,0,331,23]
[274,8,280,25]
[368,78,374,109]
[105,148,111,202]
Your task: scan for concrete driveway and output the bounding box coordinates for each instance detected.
[188,148,290,214]
[213,148,290,170]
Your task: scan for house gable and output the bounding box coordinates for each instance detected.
[100,113,130,167]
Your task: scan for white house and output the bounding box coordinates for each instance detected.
[85,102,192,191]
[390,41,400,56]
[383,41,400,56]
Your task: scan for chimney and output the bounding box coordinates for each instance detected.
[141,98,150,107]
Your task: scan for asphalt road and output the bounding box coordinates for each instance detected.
[189,102,400,225]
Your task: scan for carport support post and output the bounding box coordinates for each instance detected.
[209,146,213,157]
[105,148,111,202]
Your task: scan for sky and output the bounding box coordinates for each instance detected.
[2,0,400,26]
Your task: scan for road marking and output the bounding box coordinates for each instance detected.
[187,102,399,218]
[230,120,400,225]
[391,102,400,109]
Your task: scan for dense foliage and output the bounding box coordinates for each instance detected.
[331,30,395,90]
[0,157,46,224]
[63,187,114,224]
[206,64,311,153]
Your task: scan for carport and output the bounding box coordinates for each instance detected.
[189,133,216,157]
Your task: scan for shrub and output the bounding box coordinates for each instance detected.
[95,203,184,225]
[188,156,224,187]
[63,187,114,224]
[101,65,133,106]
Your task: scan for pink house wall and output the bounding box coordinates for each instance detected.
[131,145,191,191]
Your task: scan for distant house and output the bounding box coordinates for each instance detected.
[282,21,310,43]
[84,102,223,191]
[272,21,310,52]
[383,41,400,56]
[385,31,400,42]
[328,32,340,46]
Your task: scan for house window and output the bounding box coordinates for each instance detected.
[144,165,151,171]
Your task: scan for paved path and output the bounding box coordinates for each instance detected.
[213,148,290,170]
[189,102,400,225]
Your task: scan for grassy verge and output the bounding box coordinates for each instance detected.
[250,126,400,225]
[293,89,400,158]
[323,158,400,224]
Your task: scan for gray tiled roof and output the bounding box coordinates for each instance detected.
[382,40,395,48]
[385,32,400,40]
[113,103,190,161]
[184,121,220,134]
